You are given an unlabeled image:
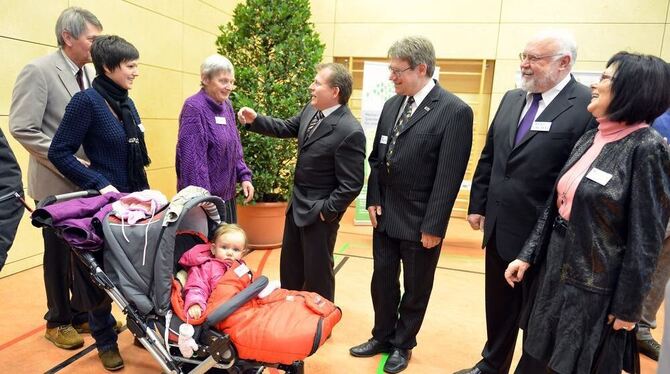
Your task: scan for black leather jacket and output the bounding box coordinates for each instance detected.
[519,126,670,322]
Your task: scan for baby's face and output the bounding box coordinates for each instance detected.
[211,232,245,262]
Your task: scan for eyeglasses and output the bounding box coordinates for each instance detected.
[518,53,563,63]
[221,80,236,89]
[388,65,413,76]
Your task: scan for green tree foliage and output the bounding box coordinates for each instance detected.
[217,0,324,202]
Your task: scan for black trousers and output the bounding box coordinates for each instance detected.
[42,226,87,328]
[370,230,441,350]
[279,207,339,302]
[477,232,540,374]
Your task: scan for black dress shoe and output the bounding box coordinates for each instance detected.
[349,338,392,357]
[638,338,661,361]
[453,367,483,374]
[383,348,411,373]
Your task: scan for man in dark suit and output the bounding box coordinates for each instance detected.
[455,31,595,374]
[0,128,24,272]
[349,36,473,374]
[237,63,366,302]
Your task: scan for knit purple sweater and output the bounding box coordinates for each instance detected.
[176,89,252,201]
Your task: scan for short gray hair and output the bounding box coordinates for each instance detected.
[55,7,102,47]
[530,29,578,67]
[201,54,234,80]
[388,36,436,77]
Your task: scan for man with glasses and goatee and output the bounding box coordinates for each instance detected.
[455,30,595,374]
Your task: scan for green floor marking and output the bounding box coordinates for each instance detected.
[376,353,390,373]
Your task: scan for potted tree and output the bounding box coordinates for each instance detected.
[217,0,324,249]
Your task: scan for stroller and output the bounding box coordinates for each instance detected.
[33,190,307,374]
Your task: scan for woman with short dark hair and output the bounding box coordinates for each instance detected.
[50,35,149,195]
[505,52,670,373]
[48,35,148,370]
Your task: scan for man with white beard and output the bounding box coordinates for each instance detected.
[455,30,596,374]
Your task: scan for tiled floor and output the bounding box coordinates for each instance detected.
[0,208,662,373]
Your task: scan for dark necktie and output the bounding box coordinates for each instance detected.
[75,69,84,91]
[514,93,542,145]
[386,96,415,169]
[304,110,324,140]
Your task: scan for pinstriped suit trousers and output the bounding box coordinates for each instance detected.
[370,230,441,349]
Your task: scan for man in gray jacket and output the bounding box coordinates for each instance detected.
[9,7,123,372]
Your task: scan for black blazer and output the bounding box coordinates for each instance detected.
[519,127,670,322]
[468,77,595,261]
[367,82,473,242]
[0,127,24,270]
[248,104,366,227]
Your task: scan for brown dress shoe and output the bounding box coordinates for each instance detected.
[98,347,124,371]
[74,320,124,334]
[45,325,84,350]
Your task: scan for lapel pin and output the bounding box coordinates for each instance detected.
[424,106,431,111]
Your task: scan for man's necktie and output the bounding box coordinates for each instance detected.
[514,93,542,145]
[386,96,415,169]
[304,110,324,140]
[75,69,84,91]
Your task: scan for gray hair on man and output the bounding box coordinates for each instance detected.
[55,7,102,47]
[201,54,234,81]
[529,29,578,68]
[388,36,436,77]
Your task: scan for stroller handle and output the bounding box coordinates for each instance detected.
[37,189,101,209]
[203,275,269,330]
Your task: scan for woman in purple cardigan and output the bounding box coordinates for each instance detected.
[175,54,254,222]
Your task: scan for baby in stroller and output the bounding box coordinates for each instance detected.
[180,224,248,320]
[171,223,341,366]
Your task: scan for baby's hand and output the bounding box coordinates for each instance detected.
[187,305,202,319]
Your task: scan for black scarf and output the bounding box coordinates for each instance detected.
[92,74,151,192]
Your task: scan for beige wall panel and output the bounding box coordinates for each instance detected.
[182,73,201,102]
[132,65,183,120]
[491,59,520,95]
[334,0,502,23]
[184,0,231,35]
[0,117,29,187]
[662,24,670,61]
[497,24,664,62]
[0,213,43,279]
[144,119,178,170]
[487,93,504,128]
[147,168,177,197]
[333,23,498,58]
[310,0,336,23]
[500,0,667,23]
[72,0,183,71]
[201,0,241,16]
[0,38,56,116]
[0,1,67,46]
[315,23,335,58]
[124,0,184,20]
[183,25,218,75]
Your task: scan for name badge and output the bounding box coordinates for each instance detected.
[586,168,613,186]
[215,116,226,125]
[234,263,250,277]
[137,123,145,132]
[380,135,388,144]
[531,121,552,132]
